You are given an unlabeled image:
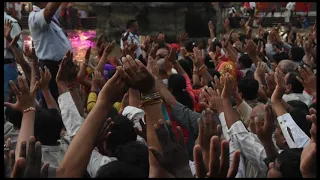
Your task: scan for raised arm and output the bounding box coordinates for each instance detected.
[43,2,62,24]
[57,68,127,178]
[39,67,59,110]
[77,46,92,88]
[95,41,115,75]
[4,77,39,160]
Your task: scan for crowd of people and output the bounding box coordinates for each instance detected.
[4,2,317,178]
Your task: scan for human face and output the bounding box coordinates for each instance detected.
[267,158,282,178]
[130,22,139,35]
[156,48,169,59]
[274,124,286,150]
[284,73,291,94]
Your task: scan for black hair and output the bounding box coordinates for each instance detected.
[287,102,312,137]
[178,59,193,79]
[287,100,309,114]
[168,74,194,110]
[32,2,41,6]
[205,54,215,69]
[106,115,137,153]
[184,39,194,53]
[273,52,290,64]
[238,54,253,69]
[212,39,222,52]
[238,78,259,101]
[34,108,63,145]
[96,161,146,178]
[263,32,269,43]
[126,19,137,29]
[107,106,119,120]
[286,72,304,93]
[5,107,23,129]
[277,148,303,178]
[207,69,221,80]
[239,34,247,44]
[290,46,305,62]
[4,2,6,9]
[114,141,149,177]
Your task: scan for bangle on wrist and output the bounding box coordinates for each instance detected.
[198,65,207,74]
[180,47,186,50]
[23,107,36,114]
[141,92,160,101]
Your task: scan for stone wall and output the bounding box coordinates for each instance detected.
[89,2,232,42]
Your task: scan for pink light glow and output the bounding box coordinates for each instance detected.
[23,30,97,62]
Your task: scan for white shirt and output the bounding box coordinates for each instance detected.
[120,32,142,58]
[4,12,23,59]
[249,2,256,9]
[227,121,268,178]
[28,5,72,61]
[276,113,310,148]
[286,2,296,11]
[282,91,313,107]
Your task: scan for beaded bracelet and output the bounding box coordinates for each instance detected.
[142,99,163,107]
[141,92,160,101]
[198,65,207,74]
[23,107,36,114]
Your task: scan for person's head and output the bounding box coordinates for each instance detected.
[267,148,303,178]
[178,59,193,79]
[202,69,221,87]
[34,108,63,146]
[168,74,194,110]
[273,53,290,64]
[5,107,23,129]
[290,46,305,62]
[32,2,48,9]
[197,39,206,50]
[184,39,194,53]
[238,78,259,101]
[287,102,312,137]
[284,72,304,94]
[156,48,169,59]
[277,60,295,74]
[4,2,6,10]
[240,18,246,27]
[126,19,139,34]
[156,58,169,79]
[249,104,268,128]
[212,39,222,54]
[238,54,253,69]
[96,161,147,178]
[105,115,137,156]
[114,141,149,176]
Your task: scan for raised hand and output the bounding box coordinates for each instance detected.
[92,70,103,90]
[134,119,147,141]
[221,74,234,100]
[271,68,286,102]
[4,19,13,40]
[199,86,223,113]
[245,40,258,60]
[300,108,316,178]
[10,137,49,178]
[296,65,316,97]
[4,76,38,112]
[95,118,113,148]
[146,55,160,78]
[194,136,240,178]
[149,44,159,59]
[118,55,156,94]
[255,104,275,143]
[254,62,268,80]
[84,46,91,65]
[56,50,77,84]
[38,66,51,90]
[178,32,189,46]
[149,120,193,178]
[262,72,276,98]
[142,35,152,51]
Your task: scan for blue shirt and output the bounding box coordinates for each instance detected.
[4,12,23,59]
[28,5,72,61]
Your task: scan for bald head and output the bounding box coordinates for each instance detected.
[277,60,295,74]
[250,104,265,123]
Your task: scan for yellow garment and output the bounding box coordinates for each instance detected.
[86,67,93,75]
[87,92,97,112]
[113,102,121,112]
